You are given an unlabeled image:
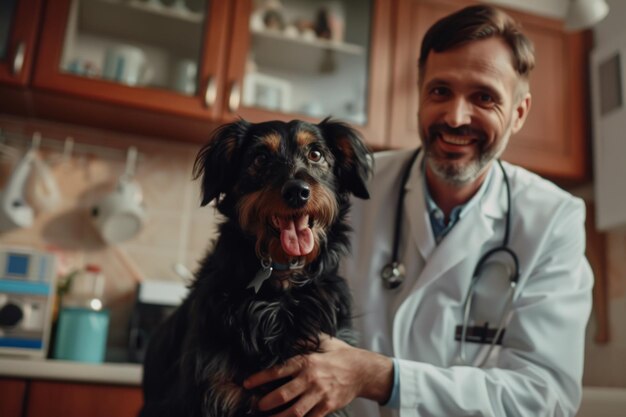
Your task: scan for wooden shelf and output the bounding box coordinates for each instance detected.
[251,28,366,74]
[78,0,205,55]
[124,0,204,24]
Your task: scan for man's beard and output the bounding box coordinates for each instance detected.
[421,122,511,186]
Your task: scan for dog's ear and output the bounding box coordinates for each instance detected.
[193,120,251,206]
[318,118,372,199]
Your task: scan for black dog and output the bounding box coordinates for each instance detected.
[139,118,371,417]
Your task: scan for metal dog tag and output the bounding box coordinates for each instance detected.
[247,259,273,293]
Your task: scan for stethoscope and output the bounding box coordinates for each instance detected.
[380,148,520,366]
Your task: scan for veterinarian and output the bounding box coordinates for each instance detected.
[245,5,593,417]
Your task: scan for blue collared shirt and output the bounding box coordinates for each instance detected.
[423,164,492,244]
[384,162,494,409]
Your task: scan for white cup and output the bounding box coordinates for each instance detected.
[173,59,197,95]
[103,45,153,86]
[91,179,146,244]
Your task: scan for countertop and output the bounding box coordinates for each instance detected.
[0,356,142,385]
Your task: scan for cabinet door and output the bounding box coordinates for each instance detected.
[222,0,392,148]
[27,380,142,417]
[32,0,230,121]
[0,0,43,85]
[388,0,590,181]
[0,378,27,417]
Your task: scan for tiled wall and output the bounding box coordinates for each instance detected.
[0,115,222,357]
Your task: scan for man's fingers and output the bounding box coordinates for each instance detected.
[244,356,304,389]
[257,376,308,411]
[270,389,322,417]
[305,401,334,417]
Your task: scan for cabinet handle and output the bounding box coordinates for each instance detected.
[12,41,26,75]
[228,81,241,113]
[204,76,217,108]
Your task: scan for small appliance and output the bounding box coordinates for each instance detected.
[0,246,57,357]
[127,280,188,363]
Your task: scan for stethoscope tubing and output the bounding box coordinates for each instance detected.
[382,148,520,367]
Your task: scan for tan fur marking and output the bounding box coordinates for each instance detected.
[263,133,282,152]
[296,130,316,147]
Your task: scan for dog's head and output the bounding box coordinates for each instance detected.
[193,118,371,265]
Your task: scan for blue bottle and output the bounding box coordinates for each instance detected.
[53,265,109,363]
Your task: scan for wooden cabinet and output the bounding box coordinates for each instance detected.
[224,0,391,146]
[0,378,142,417]
[33,0,230,121]
[27,380,142,417]
[0,378,27,417]
[1,0,391,146]
[0,0,592,180]
[388,0,591,182]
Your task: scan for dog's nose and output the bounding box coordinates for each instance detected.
[282,180,311,208]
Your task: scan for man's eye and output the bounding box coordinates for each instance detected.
[308,149,324,163]
[476,93,495,104]
[431,87,450,97]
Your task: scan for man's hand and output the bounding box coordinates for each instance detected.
[243,335,394,417]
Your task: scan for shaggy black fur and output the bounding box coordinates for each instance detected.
[139,118,371,417]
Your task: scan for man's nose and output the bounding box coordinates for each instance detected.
[443,98,472,128]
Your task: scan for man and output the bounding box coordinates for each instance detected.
[245,5,593,417]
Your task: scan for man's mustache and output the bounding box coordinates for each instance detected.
[428,124,487,141]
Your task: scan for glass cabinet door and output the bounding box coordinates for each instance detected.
[241,0,373,126]
[0,0,42,85]
[0,0,19,62]
[59,0,209,96]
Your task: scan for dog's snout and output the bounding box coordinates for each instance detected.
[282,180,311,208]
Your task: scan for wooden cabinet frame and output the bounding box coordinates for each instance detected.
[32,0,231,120]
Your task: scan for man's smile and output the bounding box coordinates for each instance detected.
[438,133,477,146]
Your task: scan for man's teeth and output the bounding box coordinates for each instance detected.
[440,134,473,145]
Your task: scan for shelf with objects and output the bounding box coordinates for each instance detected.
[30,0,231,134]
[230,0,390,146]
[59,0,207,95]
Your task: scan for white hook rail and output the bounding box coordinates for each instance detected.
[0,129,142,166]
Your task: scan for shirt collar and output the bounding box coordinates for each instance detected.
[422,160,495,222]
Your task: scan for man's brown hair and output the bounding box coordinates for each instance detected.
[418,5,535,80]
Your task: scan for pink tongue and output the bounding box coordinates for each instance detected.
[279,215,313,257]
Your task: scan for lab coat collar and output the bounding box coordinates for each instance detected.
[403,154,507,288]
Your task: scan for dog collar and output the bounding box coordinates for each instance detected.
[247,257,305,293]
[272,258,305,271]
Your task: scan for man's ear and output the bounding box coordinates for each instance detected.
[318,118,372,199]
[512,92,531,134]
[192,120,250,206]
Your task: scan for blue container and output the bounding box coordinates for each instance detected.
[54,307,109,363]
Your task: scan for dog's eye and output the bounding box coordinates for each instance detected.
[308,150,324,163]
[254,153,268,167]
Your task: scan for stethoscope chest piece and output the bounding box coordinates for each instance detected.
[381,262,406,289]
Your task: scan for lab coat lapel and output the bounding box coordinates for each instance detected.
[404,152,435,263]
[405,160,507,292]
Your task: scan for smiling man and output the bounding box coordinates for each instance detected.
[245,5,593,417]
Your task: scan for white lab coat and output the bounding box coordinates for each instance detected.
[341,149,593,417]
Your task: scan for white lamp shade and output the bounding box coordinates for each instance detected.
[565,0,610,31]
